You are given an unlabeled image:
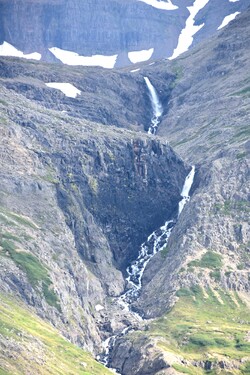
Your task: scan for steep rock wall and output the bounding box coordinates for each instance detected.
[0,77,188,351]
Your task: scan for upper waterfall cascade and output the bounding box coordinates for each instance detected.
[144,77,163,134]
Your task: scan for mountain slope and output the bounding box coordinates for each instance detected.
[0,6,249,375]
[0,60,188,373]
[107,9,250,374]
[0,293,113,375]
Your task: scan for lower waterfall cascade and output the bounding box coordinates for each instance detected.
[98,166,196,372]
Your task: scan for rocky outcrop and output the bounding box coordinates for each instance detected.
[110,336,171,375]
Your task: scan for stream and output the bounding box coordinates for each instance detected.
[98,79,195,373]
[99,166,196,371]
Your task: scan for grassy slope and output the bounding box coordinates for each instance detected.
[146,286,250,374]
[0,293,112,375]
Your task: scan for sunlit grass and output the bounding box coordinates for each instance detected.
[0,294,112,375]
[146,287,250,373]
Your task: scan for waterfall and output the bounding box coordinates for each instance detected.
[144,76,163,134]
[100,167,196,370]
[178,166,195,216]
[118,166,195,309]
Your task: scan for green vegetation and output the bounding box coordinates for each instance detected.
[236,151,248,160]
[209,270,221,281]
[0,206,39,229]
[172,363,195,374]
[161,245,169,259]
[146,287,250,374]
[231,125,250,143]
[0,238,60,310]
[0,293,112,375]
[170,63,184,89]
[1,231,21,242]
[0,99,8,106]
[88,175,98,194]
[213,200,250,215]
[241,361,250,374]
[232,87,250,97]
[188,251,222,270]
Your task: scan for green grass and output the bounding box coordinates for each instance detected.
[0,369,10,375]
[188,251,222,270]
[1,231,21,242]
[232,87,250,96]
[209,270,221,281]
[0,293,113,375]
[241,361,250,374]
[213,200,250,216]
[236,151,248,160]
[0,206,39,229]
[0,239,60,310]
[145,287,250,374]
[161,245,169,259]
[172,363,195,374]
[0,99,8,106]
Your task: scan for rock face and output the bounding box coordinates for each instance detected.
[0,0,249,66]
[0,68,188,356]
[0,57,174,131]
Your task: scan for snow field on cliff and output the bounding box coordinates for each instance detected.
[217,11,241,30]
[128,48,154,63]
[49,47,118,68]
[137,0,178,10]
[169,0,210,60]
[45,82,81,98]
[0,41,41,60]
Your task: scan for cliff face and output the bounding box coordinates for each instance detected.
[0,68,188,366]
[0,57,175,131]
[0,0,248,67]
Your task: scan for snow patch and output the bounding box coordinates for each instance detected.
[128,48,154,64]
[229,0,239,2]
[45,82,81,98]
[217,11,241,30]
[49,47,117,69]
[137,0,178,10]
[169,0,210,60]
[130,68,141,73]
[95,304,104,312]
[0,41,41,60]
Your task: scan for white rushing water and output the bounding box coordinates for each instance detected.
[178,165,195,216]
[144,77,163,134]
